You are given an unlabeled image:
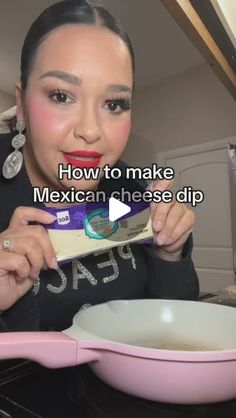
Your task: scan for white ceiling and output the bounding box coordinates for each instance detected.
[0,0,204,95]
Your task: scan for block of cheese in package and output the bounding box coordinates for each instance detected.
[43,201,153,263]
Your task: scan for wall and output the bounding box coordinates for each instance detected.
[0,91,15,133]
[122,64,236,167]
[0,90,15,113]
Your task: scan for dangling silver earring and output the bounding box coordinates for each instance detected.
[2,120,26,179]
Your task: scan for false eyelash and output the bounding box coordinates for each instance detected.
[48,89,75,103]
[105,98,132,111]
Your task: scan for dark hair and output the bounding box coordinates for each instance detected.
[21,0,135,90]
[6,0,135,132]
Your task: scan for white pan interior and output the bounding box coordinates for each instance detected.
[68,299,236,351]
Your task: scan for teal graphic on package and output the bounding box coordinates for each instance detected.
[84,208,118,239]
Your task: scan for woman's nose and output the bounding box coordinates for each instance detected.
[73,105,101,144]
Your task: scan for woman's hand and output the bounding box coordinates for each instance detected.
[0,207,57,311]
[150,180,195,261]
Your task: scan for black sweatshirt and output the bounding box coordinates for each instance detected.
[0,133,199,332]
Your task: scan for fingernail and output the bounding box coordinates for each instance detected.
[153,221,163,232]
[147,181,154,191]
[49,257,59,270]
[44,213,57,222]
[156,234,167,246]
[33,271,40,279]
[41,263,48,271]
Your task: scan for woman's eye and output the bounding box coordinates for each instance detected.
[49,91,75,104]
[105,99,132,114]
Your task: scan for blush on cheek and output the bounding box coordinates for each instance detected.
[113,120,131,147]
[26,97,67,136]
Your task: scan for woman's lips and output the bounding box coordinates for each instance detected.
[63,150,102,168]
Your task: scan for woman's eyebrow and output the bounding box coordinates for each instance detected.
[39,72,132,93]
[106,84,132,93]
[39,71,81,85]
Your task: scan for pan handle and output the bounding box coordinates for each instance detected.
[0,332,102,368]
[0,331,79,368]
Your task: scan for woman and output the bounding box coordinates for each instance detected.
[0,0,198,332]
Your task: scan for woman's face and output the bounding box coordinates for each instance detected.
[16,24,133,193]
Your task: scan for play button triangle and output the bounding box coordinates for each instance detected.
[109,197,131,222]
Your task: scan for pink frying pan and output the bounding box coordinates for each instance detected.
[0,299,236,404]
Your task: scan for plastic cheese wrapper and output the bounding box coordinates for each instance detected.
[43,201,154,263]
